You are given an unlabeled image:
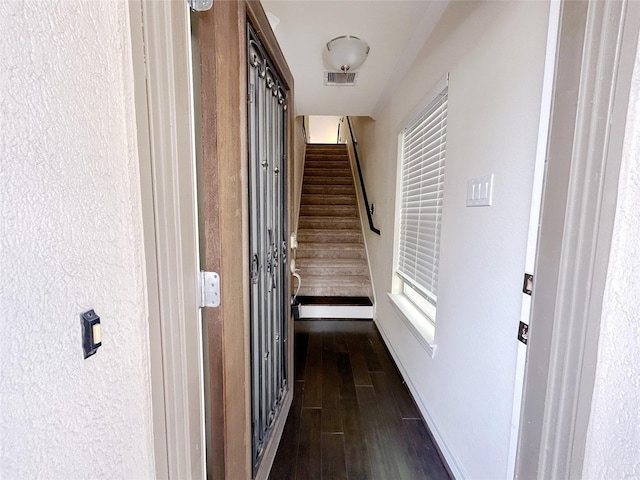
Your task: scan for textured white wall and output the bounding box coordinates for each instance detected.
[582,32,640,480]
[0,1,154,478]
[355,2,549,478]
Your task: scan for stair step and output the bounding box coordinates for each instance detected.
[299,205,358,217]
[296,258,368,268]
[296,296,373,306]
[305,144,347,151]
[298,216,360,230]
[304,167,352,177]
[303,185,355,195]
[295,242,367,259]
[297,304,374,320]
[297,229,363,243]
[296,258,369,276]
[304,156,350,164]
[298,275,371,297]
[303,160,351,169]
[304,176,353,185]
[300,194,356,206]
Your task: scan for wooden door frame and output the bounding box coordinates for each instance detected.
[129,1,205,479]
[515,1,640,478]
[194,1,295,479]
[130,0,294,478]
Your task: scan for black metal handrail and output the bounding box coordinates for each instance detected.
[346,116,380,235]
[302,115,308,143]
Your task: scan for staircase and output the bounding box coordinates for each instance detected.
[295,144,372,301]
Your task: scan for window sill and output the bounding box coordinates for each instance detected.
[387,293,437,358]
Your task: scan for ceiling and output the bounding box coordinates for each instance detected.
[261,1,449,118]
[262,0,448,118]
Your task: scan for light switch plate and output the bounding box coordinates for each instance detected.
[467,174,494,207]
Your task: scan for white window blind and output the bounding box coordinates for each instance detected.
[397,87,447,307]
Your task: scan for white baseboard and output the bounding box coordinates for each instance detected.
[299,304,373,319]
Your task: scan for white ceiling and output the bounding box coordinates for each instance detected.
[261,1,449,118]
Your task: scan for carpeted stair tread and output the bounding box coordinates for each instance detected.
[295,242,367,259]
[300,194,356,205]
[295,258,369,276]
[298,281,371,298]
[299,205,359,217]
[303,185,355,195]
[298,217,361,230]
[304,176,354,185]
[303,160,351,169]
[297,229,363,243]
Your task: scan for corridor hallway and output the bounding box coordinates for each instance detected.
[269,320,451,479]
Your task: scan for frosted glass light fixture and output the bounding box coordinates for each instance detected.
[326,35,370,72]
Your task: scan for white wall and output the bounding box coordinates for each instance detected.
[356,2,550,478]
[582,31,640,479]
[0,1,154,478]
[307,115,342,144]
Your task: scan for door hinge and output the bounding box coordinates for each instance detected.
[188,0,213,12]
[199,271,220,308]
[522,273,534,295]
[518,321,529,345]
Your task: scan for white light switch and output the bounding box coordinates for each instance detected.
[467,174,494,207]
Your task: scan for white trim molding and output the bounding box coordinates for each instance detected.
[516,1,640,478]
[128,1,205,478]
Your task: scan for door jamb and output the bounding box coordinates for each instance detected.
[129,1,205,478]
[516,1,640,478]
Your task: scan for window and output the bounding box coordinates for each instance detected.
[396,85,447,325]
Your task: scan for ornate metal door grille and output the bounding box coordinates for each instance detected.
[247,22,289,473]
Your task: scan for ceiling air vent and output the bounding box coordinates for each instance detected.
[324,71,358,86]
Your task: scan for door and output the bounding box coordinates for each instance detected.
[193,2,294,478]
[247,22,290,474]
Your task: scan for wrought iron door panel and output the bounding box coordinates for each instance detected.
[247,22,288,474]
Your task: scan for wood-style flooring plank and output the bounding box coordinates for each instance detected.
[368,325,421,419]
[321,332,344,433]
[296,408,322,480]
[356,385,401,479]
[404,418,452,480]
[334,331,348,353]
[321,433,348,480]
[371,371,427,479]
[303,332,322,408]
[295,330,309,382]
[337,352,373,480]
[268,381,303,480]
[360,331,382,373]
[346,332,372,387]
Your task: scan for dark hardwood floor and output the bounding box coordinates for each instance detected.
[269,320,451,480]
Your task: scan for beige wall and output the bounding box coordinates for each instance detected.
[292,116,307,236]
[355,2,550,477]
[0,1,154,478]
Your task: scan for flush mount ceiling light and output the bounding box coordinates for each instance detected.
[326,35,370,72]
